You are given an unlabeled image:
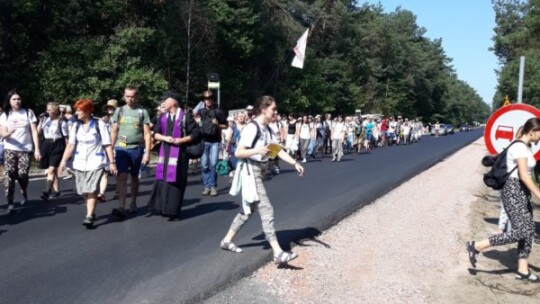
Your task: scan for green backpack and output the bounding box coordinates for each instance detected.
[216,160,230,176]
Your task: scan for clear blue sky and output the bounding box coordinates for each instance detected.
[364,1,498,106]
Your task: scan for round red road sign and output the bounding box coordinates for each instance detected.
[484,103,540,159]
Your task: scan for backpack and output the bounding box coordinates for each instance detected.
[355,124,363,136]
[482,140,525,190]
[181,111,204,159]
[216,160,230,176]
[199,108,220,137]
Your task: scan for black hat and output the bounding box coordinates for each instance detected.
[161,91,182,103]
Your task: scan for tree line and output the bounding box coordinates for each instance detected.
[492,0,540,109]
[0,0,489,125]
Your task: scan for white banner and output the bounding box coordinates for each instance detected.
[291,28,309,69]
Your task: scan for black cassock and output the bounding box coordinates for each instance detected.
[146,110,200,217]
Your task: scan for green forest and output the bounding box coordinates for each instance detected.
[493,0,540,109]
[0,0,495,125]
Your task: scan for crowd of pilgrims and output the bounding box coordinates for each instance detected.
[220,111,426,168]
[0,87,430,264]
[0,89,428,220]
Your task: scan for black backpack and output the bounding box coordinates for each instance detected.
[181,111,204,159]
[482,140,525,190]
[200,108,220,136]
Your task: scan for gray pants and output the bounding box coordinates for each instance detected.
[332,139,343,160]
[229,161,277,242]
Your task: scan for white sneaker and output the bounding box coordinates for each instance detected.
[7,204,14,213]
[301,158,307,163]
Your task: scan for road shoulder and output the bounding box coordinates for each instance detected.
[205,139,540,303]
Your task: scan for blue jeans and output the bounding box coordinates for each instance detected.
[201,141,220,188]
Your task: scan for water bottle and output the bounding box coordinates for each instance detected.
[138,149,148,179]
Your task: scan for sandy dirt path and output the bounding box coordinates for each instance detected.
[206,139,540,304]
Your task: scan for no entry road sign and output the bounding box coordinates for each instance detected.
[484,103,540,159]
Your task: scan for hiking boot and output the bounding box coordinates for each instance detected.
[202,187,211,195]
[41,191,50,201]
[210,187,218,196]
[82,216,94,228]
[49,191,61,199]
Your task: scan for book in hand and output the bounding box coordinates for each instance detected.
[267,142,285,159]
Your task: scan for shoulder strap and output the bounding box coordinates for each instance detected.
[57,117,65,138]
[250,121,261,149]
[93,118,101,137]
[138,109,144,126]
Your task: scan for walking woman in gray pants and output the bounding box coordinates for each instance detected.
[467,117,540,281]
[220,96,305,265]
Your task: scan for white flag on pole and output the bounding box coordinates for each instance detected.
[291,28,309,69]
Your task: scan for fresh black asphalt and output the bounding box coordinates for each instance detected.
[0,129,483,304]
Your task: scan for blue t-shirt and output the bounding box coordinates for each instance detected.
[365,122,374,135]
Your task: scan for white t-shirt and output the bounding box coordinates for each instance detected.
[299,123,311,139]
[69,119,112,171]
[402,124,411,135]
[238,121,277,162]
[268,122,280,134]
[0,109,37,152]
[506,141,535,179]
[43,117,69,140]
[388,121,398,133]
[332,122,345,140]
[222,127,232,143]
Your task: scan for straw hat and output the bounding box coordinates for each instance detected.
[102,99,118,111]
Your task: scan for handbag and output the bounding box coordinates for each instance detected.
[182,112,204,159]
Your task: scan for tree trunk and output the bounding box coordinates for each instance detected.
[185,0,192,104]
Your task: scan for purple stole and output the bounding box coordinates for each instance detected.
[156,110,184,183]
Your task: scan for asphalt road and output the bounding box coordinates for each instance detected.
[0,129,483,304]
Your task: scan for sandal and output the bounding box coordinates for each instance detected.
[274,251,298,265]
[516,270,539,282]
[466,241,479,268]
[220,240,243,253]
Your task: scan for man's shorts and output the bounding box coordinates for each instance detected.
[115,146,144,176]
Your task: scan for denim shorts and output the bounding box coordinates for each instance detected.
[115,146,144,176]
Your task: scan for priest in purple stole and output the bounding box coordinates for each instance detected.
[146,91,200,220]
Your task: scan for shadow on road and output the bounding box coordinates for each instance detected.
[240,227,326,252]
